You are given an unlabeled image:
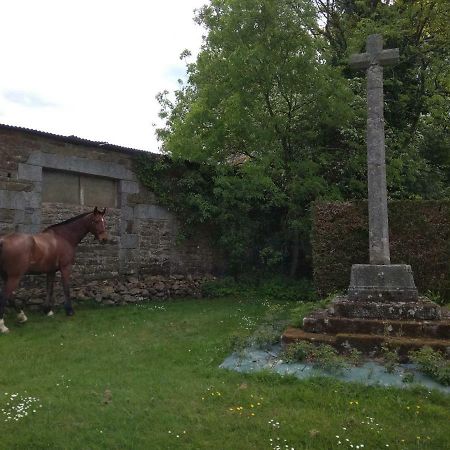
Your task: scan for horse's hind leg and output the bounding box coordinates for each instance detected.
[7,276,27,324]
[43,272,55,316]
[0,274,8,333]
[0,289,8,333]
[60,266,74,316]
[0,275,23,332]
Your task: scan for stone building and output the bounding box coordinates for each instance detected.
[0,123,218,286]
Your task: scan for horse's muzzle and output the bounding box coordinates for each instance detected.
[98,233,109,243]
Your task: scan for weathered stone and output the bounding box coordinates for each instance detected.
[348,264,418,302]
[0,179,34,192]
[0,209,15,222]
[119,180,139,194]
[303,309,450,339]
[120,234,139,249]
[282,327,450,360]
[18,163,42,182]
[331,296,441,321]
[134,204,172,220]
[350,34,399,265]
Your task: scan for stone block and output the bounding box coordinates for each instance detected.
[303,310,450,339]
[121,234,139,249]
[120,205,134,221]
[127,191,157,205]
[33,181,42,193]
[26,150,43,165]
[0,190,23,209]
[0,208,16,222]
[23,191,41,209]
[18,163,42,182]
[40,153,134,180]
[18,224,40,234]
[24,209,41,225]
[119,180,139,194]
[348,264,418,302]
[0,179,33,192]
[134,204,172,220]
[282,326,450,360]
[331,296,441,321]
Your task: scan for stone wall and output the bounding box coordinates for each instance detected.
[0,125,220,301]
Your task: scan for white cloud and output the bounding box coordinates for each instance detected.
[0,0,206,151]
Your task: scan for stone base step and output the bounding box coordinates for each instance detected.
[282,327,450,360]
[330,296,442,320]
[303,310,450,339]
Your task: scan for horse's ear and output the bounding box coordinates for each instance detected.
[94,206,99,214]
[102,208,106,215]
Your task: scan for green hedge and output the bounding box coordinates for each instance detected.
[312,201,450,300]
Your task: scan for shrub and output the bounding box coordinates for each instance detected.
[380,343,400,374]
[409,347,450,386]
[202,276,317,302]
[311,344,348,374]
[251,323,285,350]
[202,277,239,298]
[282,342,348,374]
[281,341,315,363]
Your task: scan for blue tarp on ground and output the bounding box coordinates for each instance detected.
[220,345,450,394]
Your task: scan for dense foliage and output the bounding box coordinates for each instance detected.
[140,0,449,277]
[312,200,450,299]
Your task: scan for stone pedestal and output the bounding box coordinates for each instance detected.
[281,265,450,360]
[348,264,418,302]
[282,295,450,360]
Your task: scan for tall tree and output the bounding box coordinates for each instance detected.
[156,0,352,275]
[314,0,450,198]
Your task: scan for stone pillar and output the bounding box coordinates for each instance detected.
[366,36,390,265]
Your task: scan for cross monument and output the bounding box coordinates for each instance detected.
[347,34,418,302]
[350,34,398,264]
[282,34,447,355]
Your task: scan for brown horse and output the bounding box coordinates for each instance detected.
[0,207,108,333]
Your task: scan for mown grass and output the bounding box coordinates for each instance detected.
[1,297,449,450]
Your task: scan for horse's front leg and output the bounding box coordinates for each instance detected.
[43,272,56,316]
[60,266,74,316]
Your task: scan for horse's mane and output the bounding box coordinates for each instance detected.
[44,212,92,231]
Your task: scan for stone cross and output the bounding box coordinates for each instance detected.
[349,34,399,265]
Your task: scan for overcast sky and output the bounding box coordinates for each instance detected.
[0,0,206,152]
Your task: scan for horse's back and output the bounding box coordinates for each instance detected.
[0,231,66,275]
[0,233,35,275]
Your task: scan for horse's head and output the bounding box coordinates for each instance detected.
[89,207,109,242]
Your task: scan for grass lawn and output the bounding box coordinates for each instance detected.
[1,297,449,450]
